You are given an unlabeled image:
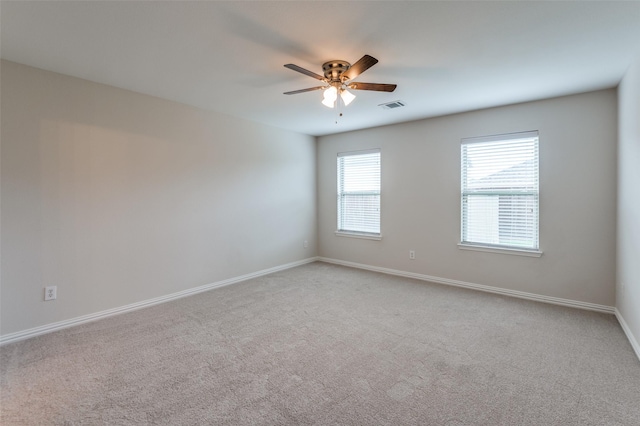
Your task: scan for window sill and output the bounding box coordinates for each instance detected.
[457,243,542,257]
[335,231,382,241]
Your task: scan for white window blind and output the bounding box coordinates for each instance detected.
[461,131,539,251]
[337,149,381,235]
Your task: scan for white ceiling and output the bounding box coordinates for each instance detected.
[2,1,640,136]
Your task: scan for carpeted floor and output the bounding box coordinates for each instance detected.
[1,262,639,425]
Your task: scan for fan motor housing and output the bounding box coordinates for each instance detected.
[322,60,351,82]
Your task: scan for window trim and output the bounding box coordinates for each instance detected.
[458,242,542,257]
[335,230,383,241]
[460,131,541,254]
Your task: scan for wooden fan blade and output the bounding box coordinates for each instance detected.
[348,82,397,92]
[342,55,378,80]
[283,86,326,95]
[284,64,325,81]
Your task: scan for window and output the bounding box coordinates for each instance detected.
[461,131,540,253]
[337,149,381,237]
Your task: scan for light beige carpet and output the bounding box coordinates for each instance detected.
[1,262,639,425]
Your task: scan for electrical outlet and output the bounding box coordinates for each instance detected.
[304,240,308,249]
[44,286,57,301]
[409,250,416,260]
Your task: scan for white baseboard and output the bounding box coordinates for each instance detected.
[615,308,640,362]
[318,257,615,314]
[0,257,319,346]
[4,256,625,351]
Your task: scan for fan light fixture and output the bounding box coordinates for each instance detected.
[322,86,356,108]
[322,86,338,108]
[340,89,356,106]
[283,55,397,111]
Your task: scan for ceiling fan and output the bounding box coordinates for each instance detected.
[283,54,397,108]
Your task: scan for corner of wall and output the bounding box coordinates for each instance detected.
[616,52,640,362]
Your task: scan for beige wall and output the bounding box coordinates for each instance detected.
[617,54,640,348]
[0,61,317,335]
[318,90,618,306]
[0,58,626,340]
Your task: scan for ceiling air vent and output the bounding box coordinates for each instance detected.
[379,100,406,110]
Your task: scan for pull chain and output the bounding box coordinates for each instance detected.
[335,89,343,124]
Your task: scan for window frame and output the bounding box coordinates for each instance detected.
[335,149,382,240]
[459,131,542,257]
